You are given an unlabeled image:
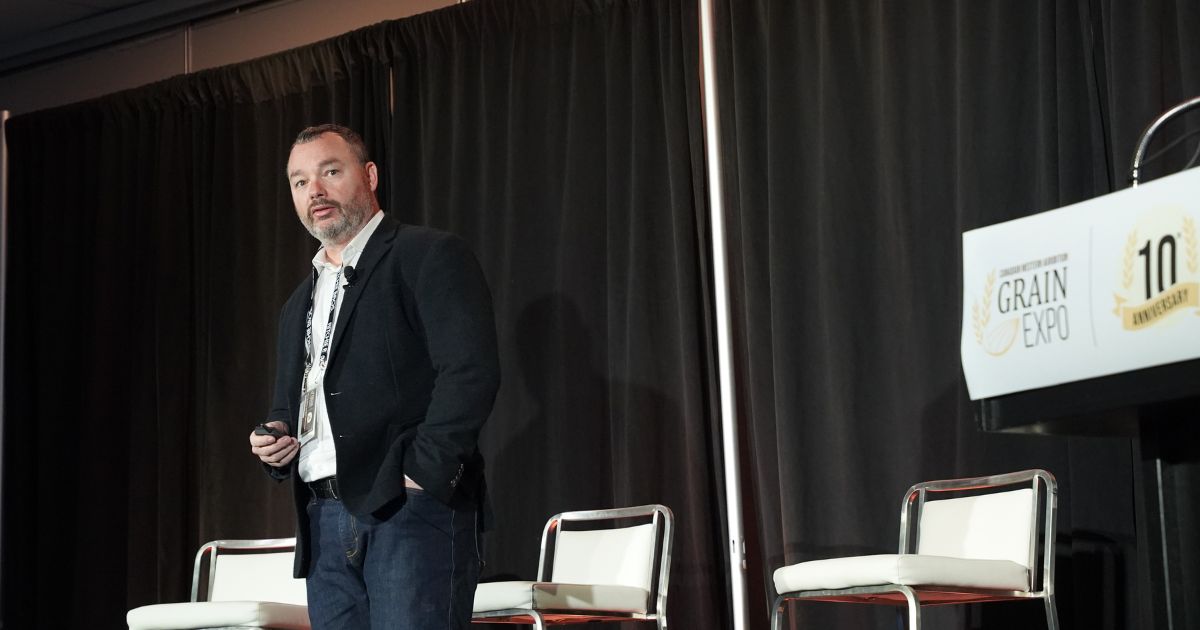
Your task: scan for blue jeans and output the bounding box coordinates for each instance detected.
[305,488,481,629]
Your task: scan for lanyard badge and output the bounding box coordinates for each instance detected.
[299,268,342,444]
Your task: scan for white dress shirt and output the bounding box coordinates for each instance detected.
[298,211,384,482]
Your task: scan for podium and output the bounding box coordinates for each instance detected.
[962,129,1200,628]
[975,360,1200,630]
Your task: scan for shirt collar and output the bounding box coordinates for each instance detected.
[311,211,386,272]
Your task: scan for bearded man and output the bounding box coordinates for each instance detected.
[249,123,499,629]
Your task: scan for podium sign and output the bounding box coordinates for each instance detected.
[962,168,1200,400]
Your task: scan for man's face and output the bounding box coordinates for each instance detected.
[286,132,378,246]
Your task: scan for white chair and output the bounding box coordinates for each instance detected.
[771,469,1058,630]
[472,504,673,629]
[127,537,309,630]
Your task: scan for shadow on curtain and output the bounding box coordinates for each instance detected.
[380,3,728,628]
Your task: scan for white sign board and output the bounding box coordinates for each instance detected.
[962,168,1200,400]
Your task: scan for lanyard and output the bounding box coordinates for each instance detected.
[301,268,343,389]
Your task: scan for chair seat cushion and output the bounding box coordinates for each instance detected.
[126,601,310,629]
[773,554,1029,594]
[473,580,650,614]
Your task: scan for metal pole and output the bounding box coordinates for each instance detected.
[0,108,10,622]
[1155,458,1175,630]
[697,2,749,629]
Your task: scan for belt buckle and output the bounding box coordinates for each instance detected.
[311,476,339,500]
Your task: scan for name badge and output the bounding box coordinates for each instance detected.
[300,387,317,444]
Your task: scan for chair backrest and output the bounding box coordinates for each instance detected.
[916,488,1034,566]
[538,505,673,615]
[551,523,658,590]
[899,470,1057,594]
[192,538,306,605]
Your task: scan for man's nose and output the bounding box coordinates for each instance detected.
[308,180,326,198]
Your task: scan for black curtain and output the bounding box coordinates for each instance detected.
[2,25,394,628]
[719,0,1200,628]
[6,0,1200,628]
[2,1,730,628]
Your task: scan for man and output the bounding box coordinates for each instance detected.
[249,124,499,629]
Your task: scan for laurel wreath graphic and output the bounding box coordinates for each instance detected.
[972,270,996,344]
[1122,230,1137,289]
[1184,216,1198,274]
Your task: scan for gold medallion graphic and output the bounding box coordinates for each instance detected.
[1112,208,1199,330]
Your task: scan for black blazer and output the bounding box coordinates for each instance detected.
[266,215,500,576]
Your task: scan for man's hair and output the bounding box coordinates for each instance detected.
[292,124,370,164]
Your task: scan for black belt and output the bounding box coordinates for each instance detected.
[308,476,340,499]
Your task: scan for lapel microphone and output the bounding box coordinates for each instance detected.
[344,265,358,287]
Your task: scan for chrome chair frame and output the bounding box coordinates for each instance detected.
[472,504,674,630]
[771,469,1058,630]
[190,537,298,602]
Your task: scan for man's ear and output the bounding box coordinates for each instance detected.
[365,161,379,192]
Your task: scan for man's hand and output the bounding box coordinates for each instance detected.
[250,420,299,468]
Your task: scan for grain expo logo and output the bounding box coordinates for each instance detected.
[1112,208,1199,330]
[972,254,1070,356]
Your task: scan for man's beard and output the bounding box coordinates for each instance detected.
[304,193,372,245]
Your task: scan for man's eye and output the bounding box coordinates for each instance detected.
[293,180,306,189]
[325,169,340,176]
